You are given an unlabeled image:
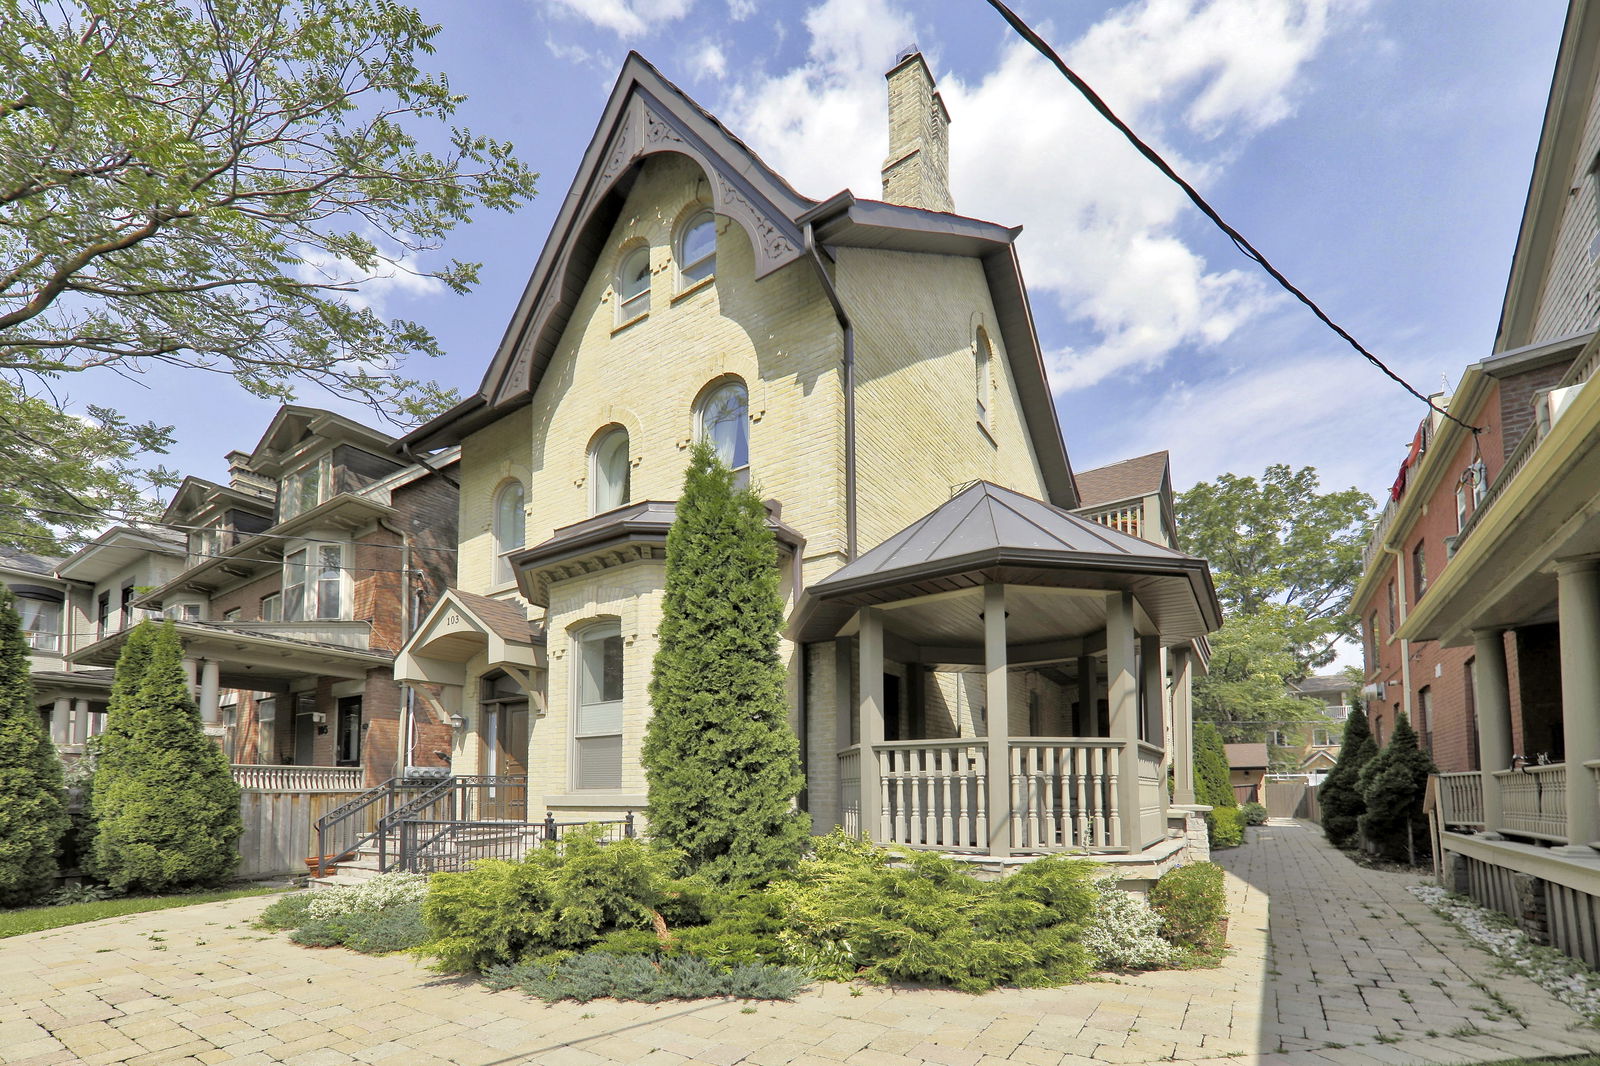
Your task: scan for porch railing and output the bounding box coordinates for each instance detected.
[1497,765,1568,842]
[1008,740,1124,851]
[231,763,364,792]
[878,740,988,851]
[397,812,635,874]
[1435,771,1485,830]
[837,746,861,837]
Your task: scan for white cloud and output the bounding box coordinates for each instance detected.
[542,0,693,39]
[692,40,729,81]
[728,0,757,19]
[545,35,603,68]
[718,0,1353,391]
[295,245,444,317]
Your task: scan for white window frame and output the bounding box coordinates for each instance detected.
[699,381,750,488]
[494,481,526,587]
[676,209,716,288]
[15,595,61,653]
[616,246,651,323]
[590,428,631,515]
[571,622,624,791]
[279,454,331,522]
[260,592,281,622]
[282,542,347,621]
[974,327,993,430]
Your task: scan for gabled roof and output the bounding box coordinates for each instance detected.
[248,406,396,474]
[397,52,1076,508]
[0,544,61,577]
[162,476,275,524]
[1074,451,1170,509]
[1225,743,1270,770]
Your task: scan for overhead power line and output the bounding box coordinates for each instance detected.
[981,0,1481,435]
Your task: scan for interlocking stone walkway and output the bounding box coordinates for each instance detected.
[2,821,1598,1065]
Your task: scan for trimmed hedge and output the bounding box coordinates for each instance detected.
[1207,807,1244,849]
[1149,862,1227,960]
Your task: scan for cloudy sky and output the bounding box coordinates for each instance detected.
[70,0,1567,508]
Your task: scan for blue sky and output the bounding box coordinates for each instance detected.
[73,0,1567,510]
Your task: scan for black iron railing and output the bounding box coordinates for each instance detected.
[312,777,435,874]
[396,811,636,874]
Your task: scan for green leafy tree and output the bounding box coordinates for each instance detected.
[91,621,241,891]
[1318,705,1374,849]
[0,584,68,904]
[1196,604,1323,742]
[1,0,538,549]
[1193,720,1236,810]
[644,441,809,887]
[1176,465,1373,673]
[1358,712,1436,864]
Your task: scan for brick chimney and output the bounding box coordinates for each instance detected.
[225,450,276,497]
[881,48,953,213]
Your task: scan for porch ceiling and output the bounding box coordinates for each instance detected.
[878,586,1115,646]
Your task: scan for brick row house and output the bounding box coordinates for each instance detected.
[388,51,1221,880]
[63,406,459,789]
[1358,0,1600,965]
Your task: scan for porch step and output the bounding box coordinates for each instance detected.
[309,869,385,890]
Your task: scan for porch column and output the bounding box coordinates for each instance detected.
[1076,655,1097,736]
[1556,560,1600,854]
[984,583,1010,858]
[198,660,222,726]
[182,657,198,700]
[858,608,884,845]
[1171,647,1197,805]
[1107,590,1141,851]
[1472,628,1512,837]
[51,697,71,747]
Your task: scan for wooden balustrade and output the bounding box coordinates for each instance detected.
[875,740,989,851]
[837,747,861,837]
[232,763,365,792]
[1435,771,1486,829]
[1496,764,1568,842]
[1008,740,1124,851]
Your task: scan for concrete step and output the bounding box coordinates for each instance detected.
[309,869,385,890]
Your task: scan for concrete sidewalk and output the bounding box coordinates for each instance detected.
[0,821,1596,1065]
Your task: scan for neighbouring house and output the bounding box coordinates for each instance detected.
[1286,675,1350,779]
[1356,0,1600,963]
[1225,743,1269,804]
[390,50,1222,880]
[67,406,460,791]
[2,529,188,760]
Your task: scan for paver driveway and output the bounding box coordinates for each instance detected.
[2,821,1598,1066]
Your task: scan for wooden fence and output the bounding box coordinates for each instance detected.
[237,789,366,879]
[1263,779,1320,822]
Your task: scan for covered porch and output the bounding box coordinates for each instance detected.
[804,481,1220,861]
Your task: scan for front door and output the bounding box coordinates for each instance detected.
[480,672,529,820]
[336,696,362,767]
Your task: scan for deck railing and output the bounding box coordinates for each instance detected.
[1008,740,1124,851]
[877,740,989,851]
[231,764,365,792]
[1497,764,1568,842]
[396,812,635,874]
[1435,771,1485,829]
[837,746,861,837]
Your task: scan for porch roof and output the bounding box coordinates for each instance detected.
[805,481,1220,641]
[68,620,393,689]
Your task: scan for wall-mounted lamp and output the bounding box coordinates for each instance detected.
[448,712,467,733]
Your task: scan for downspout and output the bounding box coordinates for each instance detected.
[803,222,856,563]
[379,517,415,778]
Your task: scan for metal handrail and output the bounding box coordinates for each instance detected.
[396,811,636,874]
[313,776,434,875]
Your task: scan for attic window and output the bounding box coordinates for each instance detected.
[617,247,650,322]
[678,211,716,286]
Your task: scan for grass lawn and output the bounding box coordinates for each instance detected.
[0,885,290,938]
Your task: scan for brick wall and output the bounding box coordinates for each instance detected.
[1499,360,1575,460]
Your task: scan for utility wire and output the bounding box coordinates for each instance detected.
[981,0,1482,435]
[19,507,460,554]
[1,528,429,577]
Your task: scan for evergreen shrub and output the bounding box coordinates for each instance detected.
[1149,862,1227,959]
[421,826,686,972]
[1318,705,1375,848]
[769,831,1100,992]
[0,585,69,905]
[1207,807,1244,849]
[1240,801,1269,826]
[91,622,241,891]
[643,440,809,887]
[482,952,809,1003]
[1193,722,1236,809]
[289,902,431,954]
[256,892,317,931]
[1357,712,1436,864]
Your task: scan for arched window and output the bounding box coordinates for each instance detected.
[617,247,651,322]
[700,381,748,470]
[974,327,993,429]
[494,481,526,586]
[678,210,716,286]
[591,428,630,514]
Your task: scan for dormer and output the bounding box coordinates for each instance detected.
[244,406,406,522]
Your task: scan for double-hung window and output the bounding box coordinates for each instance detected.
[283,544,343,620]
[284,548,309,620]
[573,624,623,790]
[16,595,61,652]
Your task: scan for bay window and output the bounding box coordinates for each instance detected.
[282,544,345,620]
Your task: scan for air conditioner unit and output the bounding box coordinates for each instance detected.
[1548,384,1582,426]
[1361,682,1386,700]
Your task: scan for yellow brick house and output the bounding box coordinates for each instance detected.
[388,50,1221,875]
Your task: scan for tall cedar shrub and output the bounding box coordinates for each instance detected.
[84,622,154,880]
[1357,712,1436,864]
[1318,706,1374,848]
[1193,721,1235,809]
[643,441,809,887]
[0,585,69,905]
[91,622,242,891]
